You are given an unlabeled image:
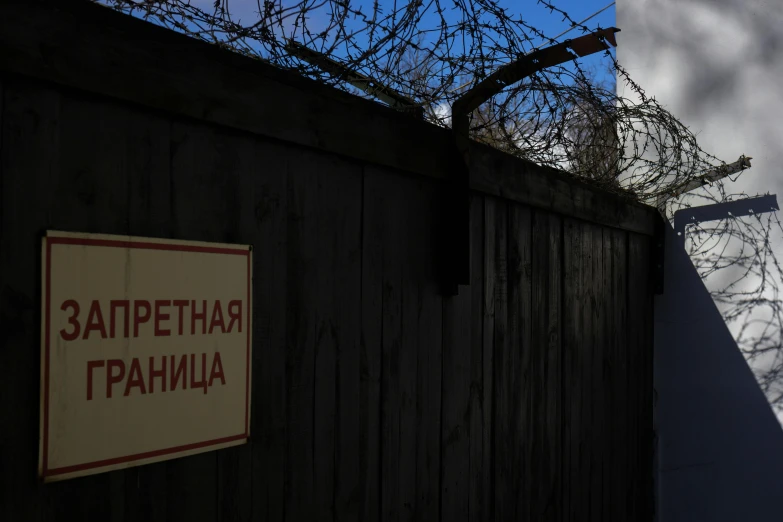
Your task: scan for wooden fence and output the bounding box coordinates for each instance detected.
[0,1,656,521]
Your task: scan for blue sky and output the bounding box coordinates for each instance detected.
[500,0,617,85]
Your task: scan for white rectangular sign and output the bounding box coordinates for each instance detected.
[40,231,252,481]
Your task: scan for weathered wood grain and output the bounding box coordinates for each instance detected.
[627,232,641,521]
[562,218,587,522]
[330,167,363,522]
[485,197,509,522]
[588,222,607,522]
[410,191,443,522]
[248,139,289,522]
[505,203,533,521]
[530,210,562,522]
[282,153,318,522]
[363,167,444,522]
[466,195,487,522]
[310,168,338,522]
[366,167,406,522]
[0,77,56,522]
[606,228,628,522]
[441,211,474,519]
[282,148,363,522]
[291,149,362,522]
[479,197,499,522]
[359,166,384,522]
[628,232,654,522]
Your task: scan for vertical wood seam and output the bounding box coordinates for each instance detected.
[626,230,633,522]
[354,164,365,522]
[439,294,445,522]
[377,197,383,522]
[559,217,566,522]
[0,76,4,257]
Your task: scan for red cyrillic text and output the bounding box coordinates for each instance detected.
[58,299,243,340]
[86,352,227,399]
[60,300,81,341]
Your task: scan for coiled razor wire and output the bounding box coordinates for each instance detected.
[95,0,783,414]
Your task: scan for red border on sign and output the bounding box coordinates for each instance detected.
[42,236,251,478]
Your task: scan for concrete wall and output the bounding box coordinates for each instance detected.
[618,1,783,519]
[654,222,783,521]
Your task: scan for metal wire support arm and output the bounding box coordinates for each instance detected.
[440,27,620,295]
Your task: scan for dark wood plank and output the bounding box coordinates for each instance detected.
[505,203,533,521]
[282,149,363,522]
[625,233,639,522]
[530,210,562,522]
[0,1,658,238]
[359,167,384,522]
[410,195,442,522]
[332,165,363,522]
[482,197,503,522]
[627,232,654,522]
[642,254,655,522]
[643,237,654,522]
[485,197,509,522]
[394,214,417,522]
[405,285,438,522]
[288,156,341,520]
[364,168,443,522]
[441,204,476,520]
[599,225,613,522]
[248,139,289,522]
[0,76,58,522]
[370,168,405,522]
[627,232,642,522]
[217,411,252,521]
[125,461,168,522]
[606,228,628,522]
[393,176,423,522]
[562,218,588,522]
[467,195,487,522]
[282,154,318,522]
[588,223,607,522]
[299,150,363,522]
[580,222,597,522]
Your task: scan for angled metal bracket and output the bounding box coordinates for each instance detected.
[441,27,620,296]
[674,194,779,248]
[653,194,779,295]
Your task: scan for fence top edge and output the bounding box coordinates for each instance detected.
[0,0,657,236]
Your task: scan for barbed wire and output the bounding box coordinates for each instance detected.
[95,0,731,200]
[93,0,783,413]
